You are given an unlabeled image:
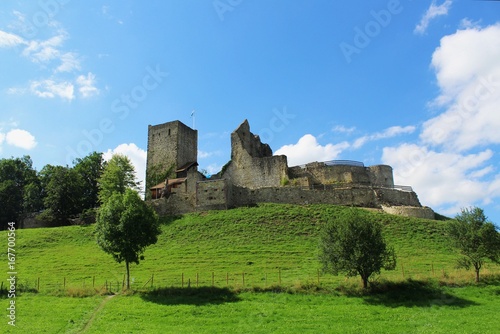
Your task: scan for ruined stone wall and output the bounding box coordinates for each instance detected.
[373,188,421,207]
[368,165,394,187]
[229,185,421,209]
[226,120,288,189]
[382,205,435,220]
[196,179,228,211]
[150,192,196,216]
[224,155,288,189]
[288,163,372,185]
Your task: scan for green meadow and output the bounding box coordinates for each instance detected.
[1,204,499,333]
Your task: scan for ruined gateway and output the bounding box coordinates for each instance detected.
[146,119,434,219]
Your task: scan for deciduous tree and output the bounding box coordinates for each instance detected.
[42,165,84,222]
[74,152,105,210]
[448,207,500,283]
[0,156,42,228]
[98,154,139,204]
[95,189,160,289]
[319,209,396,289]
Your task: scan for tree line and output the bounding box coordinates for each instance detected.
[0,152,140,228]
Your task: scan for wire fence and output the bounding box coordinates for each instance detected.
[9,263,500,294]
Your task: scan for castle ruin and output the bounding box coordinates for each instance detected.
[146,119,434,219]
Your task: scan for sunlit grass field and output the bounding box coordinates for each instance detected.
[1,203,499,333]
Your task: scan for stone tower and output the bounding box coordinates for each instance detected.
[146,120,197,195]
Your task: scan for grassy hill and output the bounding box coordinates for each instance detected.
[2,203,500,333]
[8,203,498,291]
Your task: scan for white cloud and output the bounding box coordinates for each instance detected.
[76,72,99,98]
[459,18,481,30]
[6,87,27,95]
[332,125,356,134]
[275,134,349,167]
[0,30,25,47]
[353,125,416,149]
[2,17,96,102]
[198,150,213,159]
[103,143,147,192]
[382,143,499,214]
[5,129,37,150]
[204,163,223,176]
[30,79,74,101]
[22,34,66,63]
[56,52,81,73]
[421,24,500,151]
[414,0,453,35]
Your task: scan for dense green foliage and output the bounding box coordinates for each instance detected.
[319,209,396,288]
[96,189,160,289]
[98,154,139,204]
[41,165,85,221]
[448,207,500,282]
[74,152,105,210]
[0,153,105,227]
[0,156,41,228]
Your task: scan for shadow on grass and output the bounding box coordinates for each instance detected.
[140,286,240,306]
[362,279,479,308]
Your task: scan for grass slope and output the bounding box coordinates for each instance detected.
[1,203,499,333]
[9,203,494,289]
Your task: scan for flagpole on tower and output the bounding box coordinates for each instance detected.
[191,110,195,129]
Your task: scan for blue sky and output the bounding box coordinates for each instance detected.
[1,0,500,222]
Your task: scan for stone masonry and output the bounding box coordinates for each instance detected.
[146,119,434,219]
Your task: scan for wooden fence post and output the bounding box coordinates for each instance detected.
[242,272,245,287]
[37,277,40,291]
[226,272,229,287]
[63,277,66,289]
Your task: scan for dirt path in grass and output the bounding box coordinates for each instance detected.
[79,294,117,333]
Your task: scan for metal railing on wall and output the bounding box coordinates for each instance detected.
[324,160,365,167]
[302,184,414,192]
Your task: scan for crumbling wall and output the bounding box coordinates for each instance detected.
[229,185,421,209]
[196,179,228,211]
[373,188,421,207]
[289,162,371,185]
[368,165,394,187]
[382,205,435,220]
[225,120,288,189]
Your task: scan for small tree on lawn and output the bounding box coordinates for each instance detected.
[95,189,161,290]
[319,209,396,289]
[448,207,500,283]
